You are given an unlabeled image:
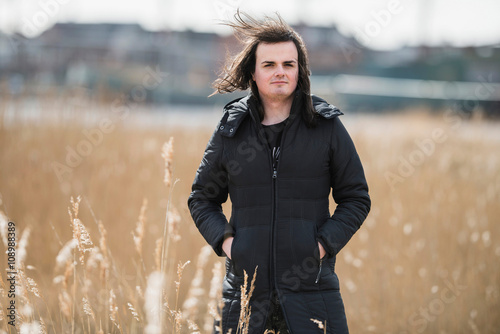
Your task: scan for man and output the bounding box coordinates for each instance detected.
[188,12,370,334]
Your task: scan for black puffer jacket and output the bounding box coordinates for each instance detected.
[188,92,370,334]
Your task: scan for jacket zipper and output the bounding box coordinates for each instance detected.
[270,128,297,333]
[265,126,284,332]
[262,99,296,332]
[263,137,278,330]
[270,145,279,291]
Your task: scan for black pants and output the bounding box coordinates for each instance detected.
[265,291,289,333]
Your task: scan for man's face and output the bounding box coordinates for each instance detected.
[252,41,299,102]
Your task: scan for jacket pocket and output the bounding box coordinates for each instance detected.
[313,224,322,283]
[290,220,320,263]
[313,223,320,261]
[228,227,252,277]
[281,220,321,289]
[229,226,269,280]
[229,233,240,273]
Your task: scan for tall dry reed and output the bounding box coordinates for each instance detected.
[1,107,499,333]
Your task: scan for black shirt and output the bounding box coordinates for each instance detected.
[262,118,288,152]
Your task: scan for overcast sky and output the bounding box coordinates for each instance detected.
[1,0,500,50]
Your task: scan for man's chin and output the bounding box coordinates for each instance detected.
[268,90,294,98]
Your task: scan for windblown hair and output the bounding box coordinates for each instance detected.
[211,11,317,127]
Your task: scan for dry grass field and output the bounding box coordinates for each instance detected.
[0,98,499,333]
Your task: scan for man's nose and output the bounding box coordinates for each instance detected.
[275,65,285,76]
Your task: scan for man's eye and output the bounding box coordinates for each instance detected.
[264,64,273,67]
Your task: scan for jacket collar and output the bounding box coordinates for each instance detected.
[217,93,343,138]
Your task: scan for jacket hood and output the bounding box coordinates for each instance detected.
[217,93,343,137]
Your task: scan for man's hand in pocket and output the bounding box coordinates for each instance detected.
[223,236,234,259]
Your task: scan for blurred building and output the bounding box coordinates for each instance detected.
[0,23,225,104]
[0,23,499,113]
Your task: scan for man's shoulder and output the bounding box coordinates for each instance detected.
[311,94,343,119]
[216,95,252,137]
[223,95,252,112]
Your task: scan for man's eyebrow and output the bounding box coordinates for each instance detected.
[261,60,297,64]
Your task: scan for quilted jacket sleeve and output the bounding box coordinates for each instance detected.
[187,127,234,257]
[318,117,371,257]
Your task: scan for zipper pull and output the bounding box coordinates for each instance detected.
[315,258,323,284]
[272,169,277,179]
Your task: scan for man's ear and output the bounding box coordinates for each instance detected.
[251,72,255,81]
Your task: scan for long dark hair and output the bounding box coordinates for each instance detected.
[211,11,317,127]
